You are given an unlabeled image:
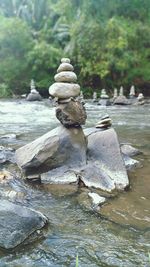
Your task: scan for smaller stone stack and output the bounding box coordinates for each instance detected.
[98,89,111,106]
[92,92,98,102]
[113,88,118,99]
[95,115,112,129]
[26,79,42,101]
[49,58,87,127]
[129,85,136,99]
[136,93,145,105]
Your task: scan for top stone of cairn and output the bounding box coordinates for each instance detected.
[61,58,70,63]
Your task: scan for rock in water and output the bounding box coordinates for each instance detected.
[0,200,47,249]
[15,126,87,175]
[83,128,129,191]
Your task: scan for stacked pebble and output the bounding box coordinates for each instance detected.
[95,115,112,129]
[49,58,87,127]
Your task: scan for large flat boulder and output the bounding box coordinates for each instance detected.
[15,126,87,175]
[83,128,129,191]
[0,200,47,249]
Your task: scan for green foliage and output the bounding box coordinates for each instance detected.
[0,83,11,98]
[0,0,150,97]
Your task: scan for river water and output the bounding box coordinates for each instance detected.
[0,99,150,267]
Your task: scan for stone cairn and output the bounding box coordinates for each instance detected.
[113,86,128,105]
[113,88,118,99]
[92,91,98,102]
[49,58,87,127]
[129,85,135,99]
[26,79,42,101]
[98,89,111,106]
[95,115,112,129]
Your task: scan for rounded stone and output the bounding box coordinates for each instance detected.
[54,71,77,83]
[49,82,80,99]
[61,58,70,63]
[57,63,74,73]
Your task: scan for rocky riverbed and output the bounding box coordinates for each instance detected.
[0,99,150,266]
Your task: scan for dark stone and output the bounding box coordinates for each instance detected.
[56,99,87,127]
[0,200,47,249]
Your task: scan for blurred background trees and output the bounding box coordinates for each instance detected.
[0,0,150,97]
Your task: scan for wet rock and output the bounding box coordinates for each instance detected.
[56,99,87,127]
[41,166,78,184]
[0,146,15,164]
[120,144,142,157]
[122,154,142,170]
[49,82,80,99]
[0,200,47,249]
[54,71,77,83]
[80,162,115,192]
[86,128,129,191]
[15,125,87,175]
[98,99,111,106]
[88,192,106,206]
[57,63,74,73]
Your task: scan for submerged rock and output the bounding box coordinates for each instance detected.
[0,146,15,164]
[0,200,47,249]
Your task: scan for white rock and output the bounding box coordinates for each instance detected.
[88,192,106,205]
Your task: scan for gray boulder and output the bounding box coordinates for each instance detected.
[0,200,47,249]
[15,126,87,175]
[120,144,142,157]
[83,128,129,191]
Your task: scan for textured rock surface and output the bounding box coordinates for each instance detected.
[56,99,87,127]
[0,200,47,249]
[15,126,87,175]
[49,82,80,99]
[54,71,77,83]
[85,128,129,190]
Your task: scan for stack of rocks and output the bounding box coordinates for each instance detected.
[98,89,111,106]
[113,86,128,105]
[49,58,87,127]
[95,115,112,129]
[92,92,98,103]
[113,88,118,99]
[129,85,136,99]
[136,93,145,105]
[26,79,42,101]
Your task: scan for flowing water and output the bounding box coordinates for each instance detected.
[0,99,150,267]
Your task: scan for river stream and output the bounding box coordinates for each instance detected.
[0,99,149,267]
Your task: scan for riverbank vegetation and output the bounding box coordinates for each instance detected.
[0,0,150,97]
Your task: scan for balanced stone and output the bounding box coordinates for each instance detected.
[100,89,109,99]
[49,82,80,99]
[61,58,70,63]
[57,63,74,73]
[54,71,77,83]
[56,99,87,127]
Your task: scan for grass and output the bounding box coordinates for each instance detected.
[75,253,79,267]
